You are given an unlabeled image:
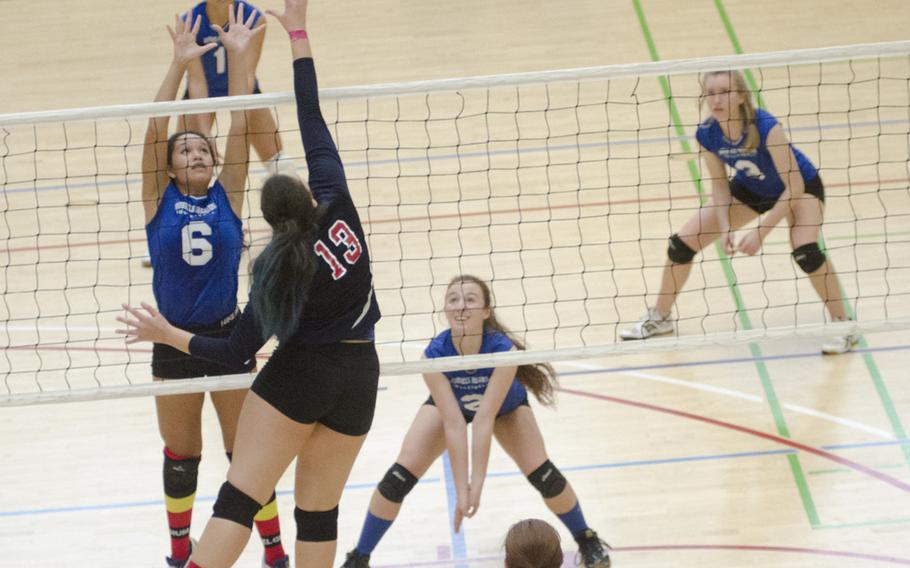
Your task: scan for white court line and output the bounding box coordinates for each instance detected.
[558,361,895,440]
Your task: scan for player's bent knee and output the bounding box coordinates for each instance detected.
[792,243,826,274]
[667,233,696,264]
[163,450,200,495]
[526,460,567,498]
[295,506,339,542]
[377,463,419,503]
[211,481,262,529]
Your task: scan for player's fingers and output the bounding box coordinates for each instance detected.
[139,302,160,317]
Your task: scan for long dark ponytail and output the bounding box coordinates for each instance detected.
[448,275,558,407]
[251,174,321,343]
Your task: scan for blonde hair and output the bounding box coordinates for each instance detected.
[446,275,558,406]
[504,519,563,568]
[701,70,759,152]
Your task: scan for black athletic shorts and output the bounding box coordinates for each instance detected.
[251,341,380,437]
[423,394,530,424]
[729,175,825,214]
[152,310,256,380]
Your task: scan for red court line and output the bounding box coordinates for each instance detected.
[375,543,910,567]
[0,177,904,255]
[558,386,910,494]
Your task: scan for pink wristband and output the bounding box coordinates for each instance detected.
[288,29,308,41]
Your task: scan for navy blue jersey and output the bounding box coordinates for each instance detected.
[696,107,817,199]
[146,180,243,328]
[424,329,527,419]
[186,1,262,97]
[188,58,380,366]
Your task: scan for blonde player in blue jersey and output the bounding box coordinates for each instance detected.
[339,275,611,568]
[119,1,382,566]
[183,0,293,176]
[620,70,856,354]
[141,7,288,567]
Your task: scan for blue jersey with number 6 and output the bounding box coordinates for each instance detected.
[146,180,243,328]
[187,1,262,97]
[424,329,528,418]
[696,107,817,199]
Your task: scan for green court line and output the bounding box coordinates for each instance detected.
[631,0,820,527]
[713,0,910,469]
[809,464,904,475]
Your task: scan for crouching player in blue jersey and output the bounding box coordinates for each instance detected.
[620,70,856,354]
[120,1,381,566]
[339,275,611,568]
[141,7,289,567]
[183,0,294,177]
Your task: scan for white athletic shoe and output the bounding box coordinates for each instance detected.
[619,308,674,340]
[821,333,858,355]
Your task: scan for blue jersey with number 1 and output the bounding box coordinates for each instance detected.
[146,180,243,328]
[696,107,817,199]
[188,1,262,97]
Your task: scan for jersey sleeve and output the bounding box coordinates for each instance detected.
[187,303,267,368]
[695,122,712,151]
[293,58,350,204]
[488,331,514,353]
[754,109,780,146]
[423,336,443,359]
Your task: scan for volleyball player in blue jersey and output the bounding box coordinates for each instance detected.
[120,1,381,566]
[183,0,293,176]
[339,275,611,568]
[620,70,856,354]
[141,8,288,568]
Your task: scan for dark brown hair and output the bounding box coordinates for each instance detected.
[251,174,322,342]
[504,519,563,568]
[166,130,218,171]
[447,275,557,406]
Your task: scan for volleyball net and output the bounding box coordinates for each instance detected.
[2,41,909,405]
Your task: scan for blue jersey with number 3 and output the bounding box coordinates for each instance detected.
[424,329,528,418]
[187,1,262,97]
[696,107,817,198]
[146,180,243,328]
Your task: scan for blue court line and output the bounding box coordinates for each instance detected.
[556,343,910,377]
[3,439,908,519]
[3,118,906,195]
[441,451,468,568]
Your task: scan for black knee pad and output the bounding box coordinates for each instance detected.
[295,506,339,542]
[212,481,262,529]
[792,242,826,274]
[377,463,418,504]
[667,233,696,264]
[163,449,201,498]
[527,460,567,498]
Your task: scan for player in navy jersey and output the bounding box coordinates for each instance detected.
[119,1,381,566]
[339,275,611,568]
[141,8,288,568]
[620,70,856,354]
[183,0,294,177]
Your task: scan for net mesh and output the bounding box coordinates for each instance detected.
[2,41,910,405]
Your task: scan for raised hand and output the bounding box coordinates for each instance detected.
[213,2,266,54]
[266,0,309,33]
[116,302,178,345]
[168,13,216,66]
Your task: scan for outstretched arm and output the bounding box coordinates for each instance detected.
[267,0,349,203]
[215,2,266,216]
[701,148,735,255]
[117,302,267,369]
[422,372,473,532]
[465,363,517,519]
[141,14,217,224]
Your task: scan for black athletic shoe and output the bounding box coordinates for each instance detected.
[340,549,371,568]
[575,529,611,568]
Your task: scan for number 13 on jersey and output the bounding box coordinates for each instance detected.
[314,220,363,280]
